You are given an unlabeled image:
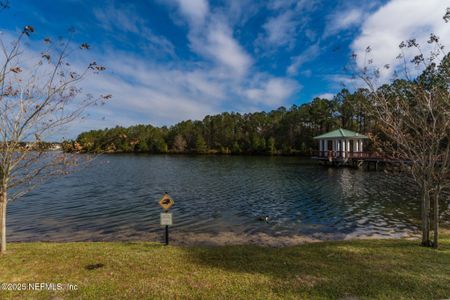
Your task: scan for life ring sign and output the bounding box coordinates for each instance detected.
[159,193,174,210]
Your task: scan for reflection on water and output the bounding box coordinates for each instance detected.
[7,155,449,243]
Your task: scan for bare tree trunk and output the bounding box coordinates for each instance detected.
[0,188,6,254]
[433,192,439,249]
[421,189,431,246]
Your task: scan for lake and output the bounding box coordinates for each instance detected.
[7,155,450,246]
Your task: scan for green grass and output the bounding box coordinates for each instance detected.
[1,232,449,299]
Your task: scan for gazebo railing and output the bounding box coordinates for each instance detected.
[313,150,372,159]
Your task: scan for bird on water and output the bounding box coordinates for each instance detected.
[257,216,270,223]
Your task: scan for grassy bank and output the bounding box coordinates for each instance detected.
[0,233,449,299]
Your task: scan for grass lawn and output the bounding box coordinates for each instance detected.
[0,232,449,299]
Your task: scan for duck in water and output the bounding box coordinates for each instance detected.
[257,215,270,223]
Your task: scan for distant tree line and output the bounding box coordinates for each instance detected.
[63,88,378,155]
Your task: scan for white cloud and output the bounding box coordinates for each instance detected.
[287,43,320,75]
[94,5,140,33]
[94,4,175,57]
[81,54,224,125]
[263,10,298,47]
[201,23,252,76]
[316,93,335,100]
[167,1,252,76]
[244,77,300,106]
[222,0,261,26]
[259,0,318,48]
[174,0,209,26]
[326,73,366,91]
[267,0,312,11]
[351,0,450,79]
[337,9,364,29]
[324,8,364,38]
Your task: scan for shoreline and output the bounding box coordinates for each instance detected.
[8,230,422,247]
[63,151,314,157]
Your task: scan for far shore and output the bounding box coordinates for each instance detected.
[63,149,314,157]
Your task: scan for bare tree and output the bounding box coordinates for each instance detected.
[356,33,450,248]
[0,27,109,253]
[173,134,187,153]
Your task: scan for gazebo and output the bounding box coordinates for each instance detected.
[313,128,368,159]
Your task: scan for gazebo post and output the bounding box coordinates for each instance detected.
[331,139,336,157]
[342,139,346,158]
[337,140,341,158]
[319,139,323,156]
[347,140,351,157]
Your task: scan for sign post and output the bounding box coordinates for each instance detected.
[159,193,174,245]
[165,224,169,245]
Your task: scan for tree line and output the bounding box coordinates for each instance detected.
[63,87,377,155]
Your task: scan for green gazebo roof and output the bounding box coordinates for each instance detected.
[313,128,368,140]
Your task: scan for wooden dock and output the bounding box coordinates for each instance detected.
[311,151,409,171]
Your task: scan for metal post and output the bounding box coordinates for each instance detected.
[164,208,169,245]
[165,225,169,245]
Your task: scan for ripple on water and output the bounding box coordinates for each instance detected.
[7,155,446,243]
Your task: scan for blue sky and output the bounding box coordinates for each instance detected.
[1,0,448,138]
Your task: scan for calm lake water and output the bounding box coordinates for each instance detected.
[7,155,450,245]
